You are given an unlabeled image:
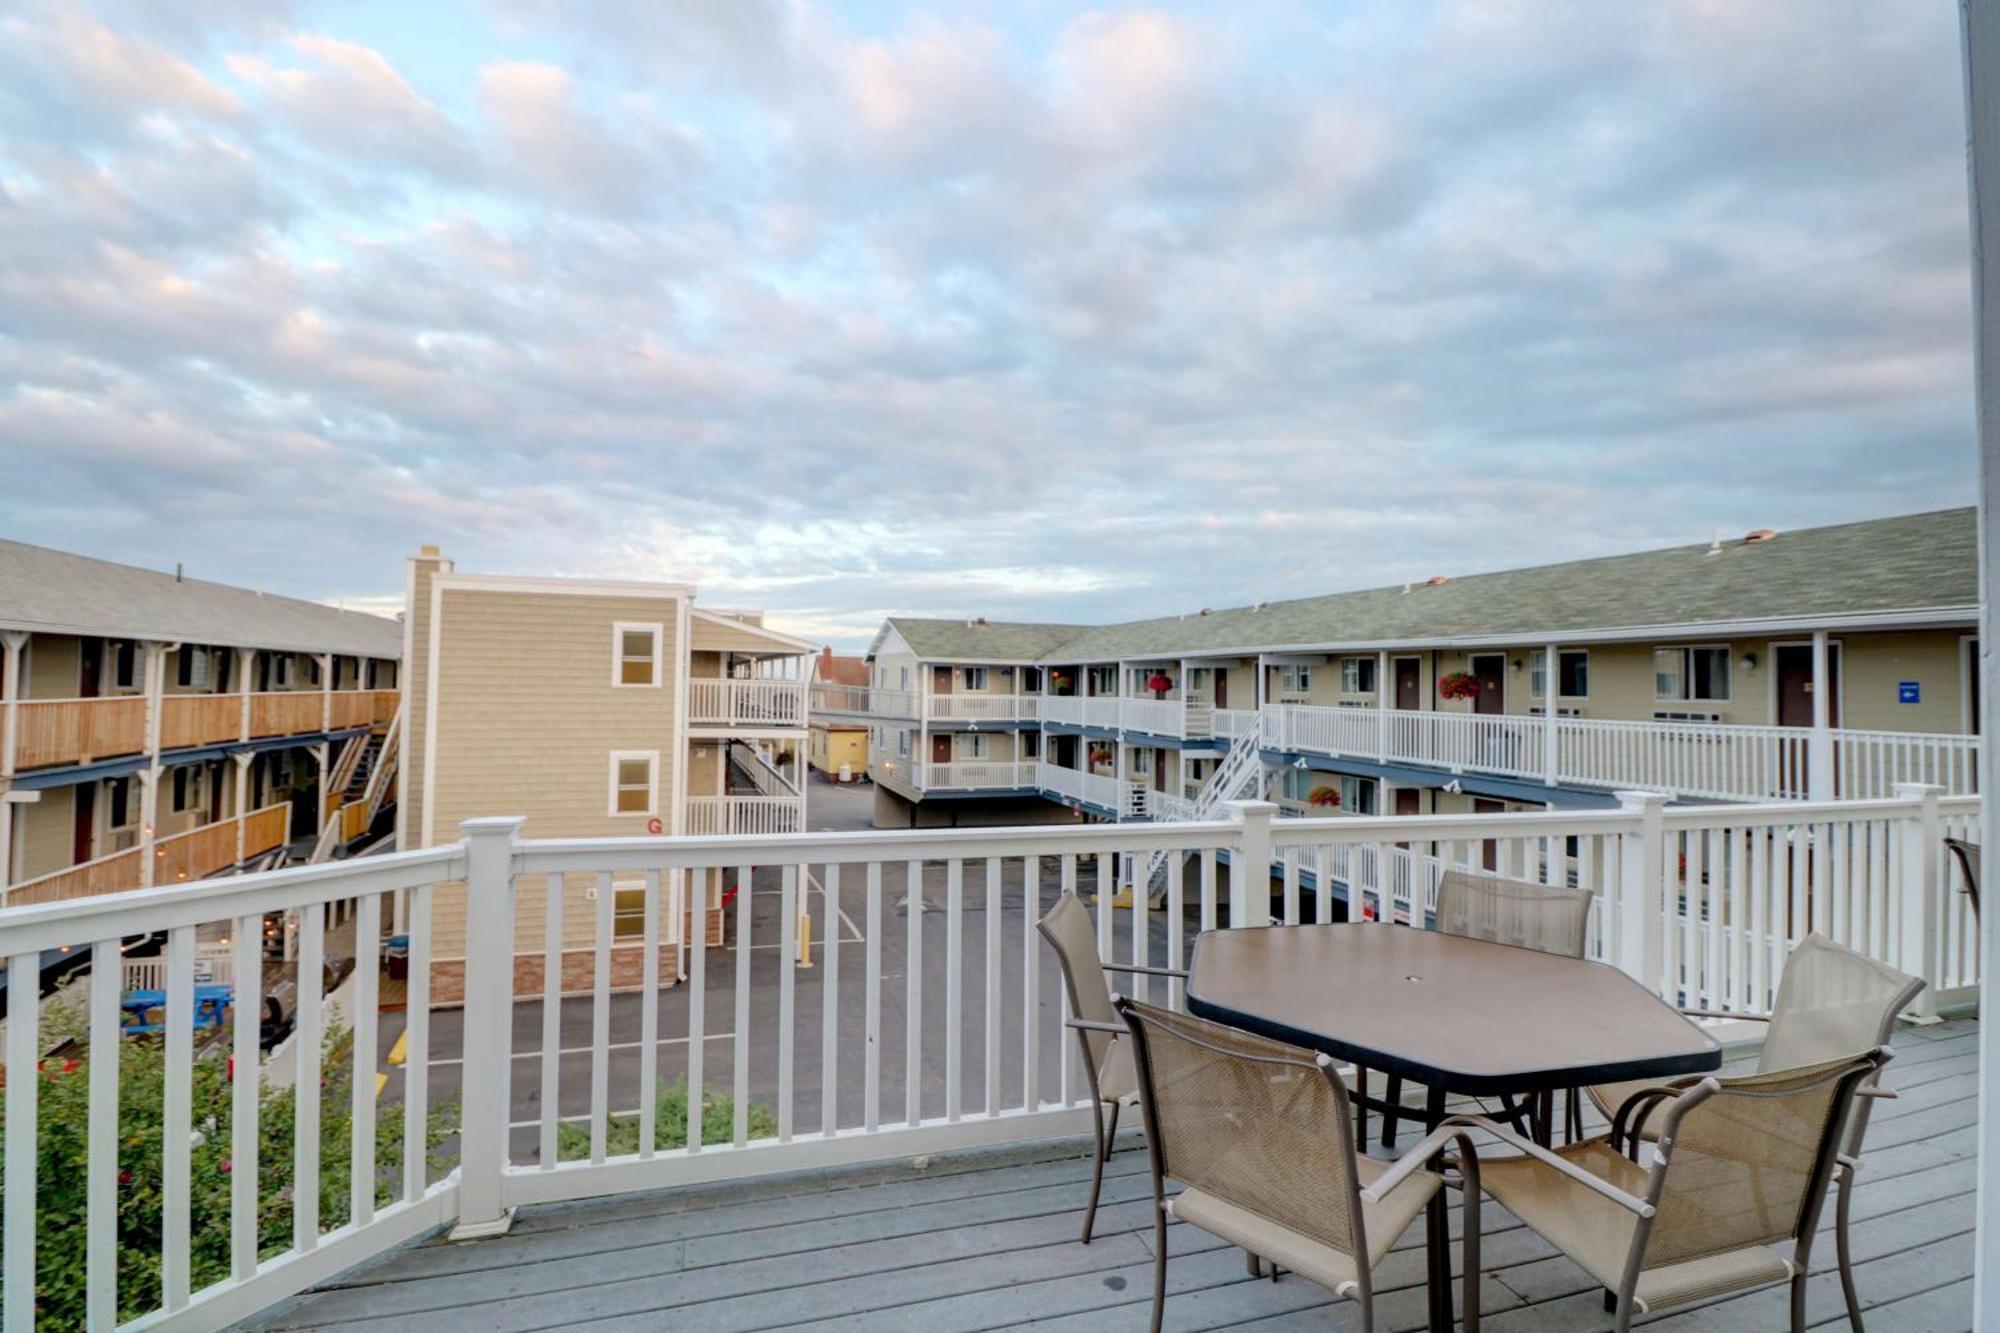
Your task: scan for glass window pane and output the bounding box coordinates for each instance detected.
[620,659,652,684]
[1655,648,1685,700]
[1562,652,1589,698]
[618,758,650,787]
[1692,648,1730,701]
[617,787,649,813]
[621,631,653,659]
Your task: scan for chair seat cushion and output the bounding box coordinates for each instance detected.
[1479,1138,1794,1314]
[1167,1158,1439,1296]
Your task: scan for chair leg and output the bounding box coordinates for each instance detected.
[1082,1097,1116,1243]
[1354,1063,1370,1144]
[1246,1251,1262,1278]
[1151,1199,1168,1333]
[1791,1267,1809,1333]
[1381,1073,1403,1149]
[1836,1168,1865,1332]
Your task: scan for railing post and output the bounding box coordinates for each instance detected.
[0,630,25,780]
[1894,782,1945,1021]
[1227,799,1276,929]
[1615,791,1668,994]
[1808,630,1834,799]
[451,815,524,1239]
[1542,641,1560,786]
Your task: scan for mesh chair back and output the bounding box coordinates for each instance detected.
[1756,933,1920,1155]
[1434,869,1593,958]
[1643,1051,1881,1269]
[1037,893,1117,1074]
[1118,999,1362,1259]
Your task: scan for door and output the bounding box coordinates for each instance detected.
[1152,748,1168,791]
[208,761,224,822]
[1776,645,1841,728]
[1393,787,1421,855]
[932,666,953,695]
[1214,670,1228,710]
[73,783,96,864]
[1394,657,1420,710]
[1470,655,1505,715]
[79,638,102,698]
[930,733,952,764]
[1474,797,1504,871]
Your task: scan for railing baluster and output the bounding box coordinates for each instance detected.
[905,859,923,1127]
[1281,847,1299,925]
[640,869,661,1159]
[1318,844,1334,923]
[822,864,842,1136]
[163,925,194,1308]
[5,952,38,1331]
[1021,856,1040,1111]
[591,873,613,1165]
[89,938,123,1323]
[1199,847,1217,933]
[681,869,699,1155]
[1059,855,1077,1105]
[779,865,798,1142]
[1166,854,1185,1009]
[403,883,432,1201]
[1093,852,1112,964]
[734,865,753,1147]
[352,892,381,1227]
[944,859,963,1123]
[540,876,563,1170]
[295,904,324,1254]
[983,857,1001,1117]
[865,861,884,1133]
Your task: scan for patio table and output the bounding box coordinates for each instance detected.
[1185,921,1722,1333]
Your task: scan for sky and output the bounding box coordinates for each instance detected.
[0,0,1979,649]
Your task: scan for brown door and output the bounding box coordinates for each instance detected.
[1471,655,1505,715]
[930,733,952,764]
[1213,670,1228,710]
[1474,797,1504,871]
[72,783,96,864]
[79,638,102,698]
[1776,645,1840,727]
[208,762,224,822]
[1393,787,1421,853]
[1970,639,1982,735]
[1152,749,1168,791]
[932,666,953,695]
[1394,658,1420,710]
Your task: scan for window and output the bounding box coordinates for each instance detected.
[1277,664,1312,694]
[608,751,658,815]
[962,666,989,691]
[961,732,989,759]
[1088,665,1118,695]
[108,777,132,828]
[1021,667,1042,692]
[1530,650,1590,699]
[113,640,137,690]
[613,623,662,687]
[1656,646,1730,702]
[1340,775,1378,815]
[896,730,910,756]
[1131,747,1152,776]
[272,654,292,688]
[170,765,202,814]
[1021,730,1041,758]
[305,656,322,686]
[613,878,650,939]
[1340,658,1378,694]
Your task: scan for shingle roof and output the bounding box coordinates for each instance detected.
[883,617,1090,661]
[0,540,403,658]
[891,508,1977,664]
[817,652,870,687]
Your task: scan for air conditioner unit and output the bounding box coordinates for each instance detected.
[1653,710,1722,724]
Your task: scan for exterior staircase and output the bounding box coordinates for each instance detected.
[309,708,400,863]
[1136,710,1268,899]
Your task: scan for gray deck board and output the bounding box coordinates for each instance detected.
[243,1018,1979,1332]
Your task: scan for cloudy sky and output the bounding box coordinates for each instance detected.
[0,1,1978,648]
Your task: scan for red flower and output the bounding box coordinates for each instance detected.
[118,1170,132,1185]
[220,1160,233,1174]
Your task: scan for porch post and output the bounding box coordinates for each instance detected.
[1543,641,1561,786]
[1893,782,1945,1022]
[319,652,333,733]
[237,647,255,741]
[233,751,252,863]
[1226,799,1276,929]
[139,641,168,888]
[1807,629,1834,799]
[1962,3,2000,1317]
[1376,649,1390,761]
[1614,791,1668,993]
[452,816,523,1238]
[0,630,26,780]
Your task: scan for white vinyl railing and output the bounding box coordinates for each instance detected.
[0,788,1976,1330]
[684,795,805,836]
[1260,703,1977,803]
[923,761,1035,790]
[927,694,1038,721]
[1117,697,1183,736]
[689,679,808,728]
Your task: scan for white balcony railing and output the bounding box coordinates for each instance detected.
[690,679,808,728]
[684,795,805,835]
[1258,704,1978,803]
[923,760,1036,790]
[2,789,1977,1331]
[926,694,1039,722]
[809,684,919,719]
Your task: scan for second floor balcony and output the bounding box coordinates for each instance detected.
[7,688,399,772]
[688,677,809,729]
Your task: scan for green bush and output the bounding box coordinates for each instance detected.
[1,994,455,1327]
[554,1080,776,1160]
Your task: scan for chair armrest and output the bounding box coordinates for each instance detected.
[1678,1009,1771,1024]
[1066,1018,1123,1035]
[1856,1086,1898,1100]
[1426,1114,1657,1218]
[1360,1122,1484,1203]
[1101,964,1190,979]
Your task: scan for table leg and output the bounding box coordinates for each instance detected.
[1424,1084,1451,1332]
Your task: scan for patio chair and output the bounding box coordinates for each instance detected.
[1375,868,1594,1149]
[1425,1048,1888,1332]
[1036,891,1186,1243]
[1113,996,1482,1333]
[1945,836,1980,916]
[1587,931,1922,1332]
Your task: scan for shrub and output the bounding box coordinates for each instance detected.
[554,1080,777,1160]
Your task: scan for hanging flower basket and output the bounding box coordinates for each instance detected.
[1306,785,1342,809]
[1146,671,1173,699]
[1088,747,1114,766]
[1437,672,1481,702]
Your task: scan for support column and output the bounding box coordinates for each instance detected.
[1227,799,1276,929]
[1543,641,1561,786]
[1614,791,1668,992]
[1809,629,1834,800]
[1376,649,1390,761]
[1,630,26,780]
[319,652,334,733]
[232,751,252,862]
[139,641,169,888]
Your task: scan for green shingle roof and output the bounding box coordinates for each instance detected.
[885,508,1976,664]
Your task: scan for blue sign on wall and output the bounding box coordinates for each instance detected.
[1899,681,1921,704]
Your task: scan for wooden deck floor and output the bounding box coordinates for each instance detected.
[242,1018,1980,1332]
